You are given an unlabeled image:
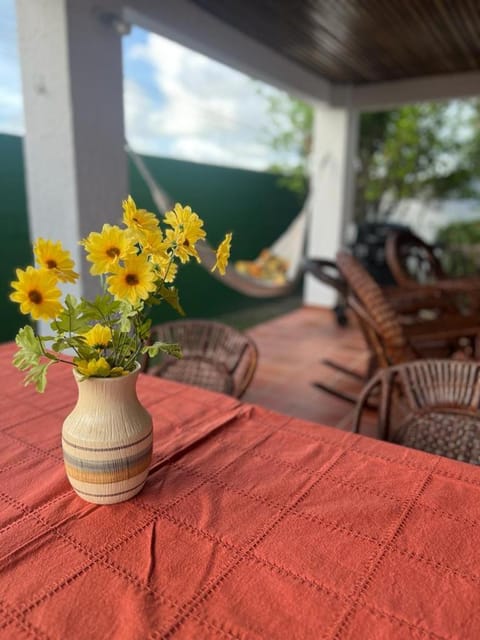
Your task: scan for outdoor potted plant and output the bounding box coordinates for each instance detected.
[9,196,232,504]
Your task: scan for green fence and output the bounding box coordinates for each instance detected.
[1,135,32,343]
[0,133,302,342]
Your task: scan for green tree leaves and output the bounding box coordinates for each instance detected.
[264,95,480,222]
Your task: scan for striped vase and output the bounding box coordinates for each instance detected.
[62,364,153,504]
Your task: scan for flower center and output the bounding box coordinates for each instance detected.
[46,259,57,269]
[106,247,120,258]
[183,239,190,247]
[28,289,43,304]
[125,273,139,286]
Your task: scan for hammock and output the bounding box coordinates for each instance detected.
[127,144,309,298]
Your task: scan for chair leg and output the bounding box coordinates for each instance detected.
[312,378,379,410]
[313,352,378,408]
[321,358,366,381]
[311,381,358,404]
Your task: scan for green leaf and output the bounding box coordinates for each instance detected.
[13,325,57,392]
[79,294,122,322]
[24,361,55,393]
[158,286,185,316]
[118,313,132,333]
[51,339,70,353]
[51,294,89,334]
[141,341,183,359]
[116,301,141,333]
[138,318,152,341]
[145,295,162,306]
[66,336,97,360]
[14,325,43,363]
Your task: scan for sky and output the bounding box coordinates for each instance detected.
[0,0,296,171]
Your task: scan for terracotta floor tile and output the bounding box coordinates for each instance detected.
[244,306,372,431]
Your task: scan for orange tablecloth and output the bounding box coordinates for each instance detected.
[0,341,479,639]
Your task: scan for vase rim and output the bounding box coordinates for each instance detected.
[72,361,142,383]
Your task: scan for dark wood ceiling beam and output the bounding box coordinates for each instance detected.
[190,0,480,85]
[124,0,332,102]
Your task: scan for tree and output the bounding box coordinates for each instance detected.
[263,93,313,199]
[265,95,480,221]
[355,101,480,222]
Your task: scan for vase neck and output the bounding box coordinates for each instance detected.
[73,367,140,403]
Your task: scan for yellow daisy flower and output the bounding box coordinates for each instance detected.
[155,257,178,284]
[107,254,157,305]
[75,357,111,378]
[109,367,129,377]
[34,238,79,283]
[83,324,112,349]
[164,203,206,263]
[81,224,135,276]
[212,232,232,276]
[10,266,62,321]
[138,228,169,261]
[122,195,159,235]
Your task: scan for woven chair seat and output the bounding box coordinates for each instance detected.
[354,360,480,466]
[396,410,480,465]
[157,357,234,395]
[146,320,258,398]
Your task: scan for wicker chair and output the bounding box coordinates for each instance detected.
[145,320,258,398]
[303,258,349,324]
[336,250,480,368]
[353,360,480,465]
[385,230,446,287]
[386,229,480,312]
[303,255,475,404]
[303,258,375,404]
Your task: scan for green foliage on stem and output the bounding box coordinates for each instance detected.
[141,341,183,360]
[13,326,56,392]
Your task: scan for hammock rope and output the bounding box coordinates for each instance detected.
[126,143,309,298]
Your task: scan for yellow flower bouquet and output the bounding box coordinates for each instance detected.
[10,197,232,392]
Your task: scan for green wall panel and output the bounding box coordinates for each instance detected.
[128,153,303,326]
[0,134,32,343]
[0,134,302,342]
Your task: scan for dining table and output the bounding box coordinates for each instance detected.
[0,340,479,639]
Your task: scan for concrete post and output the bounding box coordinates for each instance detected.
[304,102,359,307]
[16,0,127,303]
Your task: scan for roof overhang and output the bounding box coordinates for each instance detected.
[123,0,480,110]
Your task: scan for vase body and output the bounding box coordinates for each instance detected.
[62,365,153,504]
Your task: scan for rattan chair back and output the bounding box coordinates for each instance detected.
[303,258,348,297]
[146,320,258,398]
[386,230,446,287]
[336,250,414,366]
[353,360,480,465]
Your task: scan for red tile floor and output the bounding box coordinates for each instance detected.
[243,306,375,432]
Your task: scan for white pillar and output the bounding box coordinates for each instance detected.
[305,102,358,307]
[16,0,127,302]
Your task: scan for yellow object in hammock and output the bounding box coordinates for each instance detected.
[235,249,290,285]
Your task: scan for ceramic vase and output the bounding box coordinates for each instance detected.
[62,364,153,504]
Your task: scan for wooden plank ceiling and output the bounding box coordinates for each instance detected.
[190,0,480,84]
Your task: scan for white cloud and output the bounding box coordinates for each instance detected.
[0,0,25,135]
[0,82,23,134]
[0,5,301,172]
[124,32,296,170]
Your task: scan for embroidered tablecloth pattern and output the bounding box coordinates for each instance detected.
[0,343,479,639]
